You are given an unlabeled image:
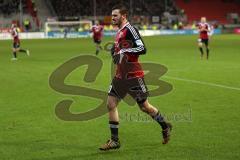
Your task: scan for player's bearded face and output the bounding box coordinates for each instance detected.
[112,9,122,26]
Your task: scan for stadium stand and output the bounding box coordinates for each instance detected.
[175,0,240,24]
[49,0,170,17]
[48,0,181,29]
[0,0,40,30]
[0,0,22,16]
[1,0,240,31]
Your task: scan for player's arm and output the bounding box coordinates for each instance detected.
[112,27,146,64]
[205,25,211,32]
[201,25,210,32]
[199,26,206,32]
[196,24,201,32]
[119,26,146,55]
[201,27,209,32]
[112,26,147,64]
[11,29,17,37]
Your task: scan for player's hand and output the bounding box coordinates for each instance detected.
[112,52,124,64]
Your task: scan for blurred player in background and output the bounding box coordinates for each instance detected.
[63,27,68,39]
[10,24,30,61]
[197,17,211,60]
[90,20,103,55]
[99,5,172,151]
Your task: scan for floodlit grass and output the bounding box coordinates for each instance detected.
[0,34,240,160]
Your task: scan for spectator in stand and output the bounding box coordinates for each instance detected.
[24,19,30,32]
[173,23,178,30]
[178,22,183,29]
[191,22,197,30]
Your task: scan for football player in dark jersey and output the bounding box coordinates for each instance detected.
[99,5,172,151]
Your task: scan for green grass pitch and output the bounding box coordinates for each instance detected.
[0,34,240,160]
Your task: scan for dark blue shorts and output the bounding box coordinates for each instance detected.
[108,77,149,104]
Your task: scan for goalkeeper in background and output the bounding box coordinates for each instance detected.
[90,20,103,55]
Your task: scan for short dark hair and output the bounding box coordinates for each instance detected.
[112,5,128,17]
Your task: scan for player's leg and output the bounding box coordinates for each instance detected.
[95,43,100,55]
[128,78,172,144]
[95,40,101,55]
[198,39,204,59]
[11,43,18,60]
[12,48,18,60]
[138,100,172,144]
[99,40,103,50]
[19,47,30,56]
[107,95,120,141]
[99,95,121,150]
[204,40,209,59]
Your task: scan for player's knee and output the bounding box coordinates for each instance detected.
[107,104,114,111]
[107,97,118,111]
[107,101,115,111]
[138,100,151,113]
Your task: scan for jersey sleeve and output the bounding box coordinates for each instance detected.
[119,25,146,55]
[11,29,18,37]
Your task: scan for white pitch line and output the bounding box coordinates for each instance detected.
[163,76,240,91]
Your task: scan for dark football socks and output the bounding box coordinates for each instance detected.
[109,121,119,141]
[13,52,17,58]
[199,47,204,57]
[152,111,168,130]
[206,48,209,59]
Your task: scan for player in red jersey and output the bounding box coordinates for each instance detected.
[99,5,172,151]
[10,24,30,61]
[197,17,211,60]
[90,21,103,55]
